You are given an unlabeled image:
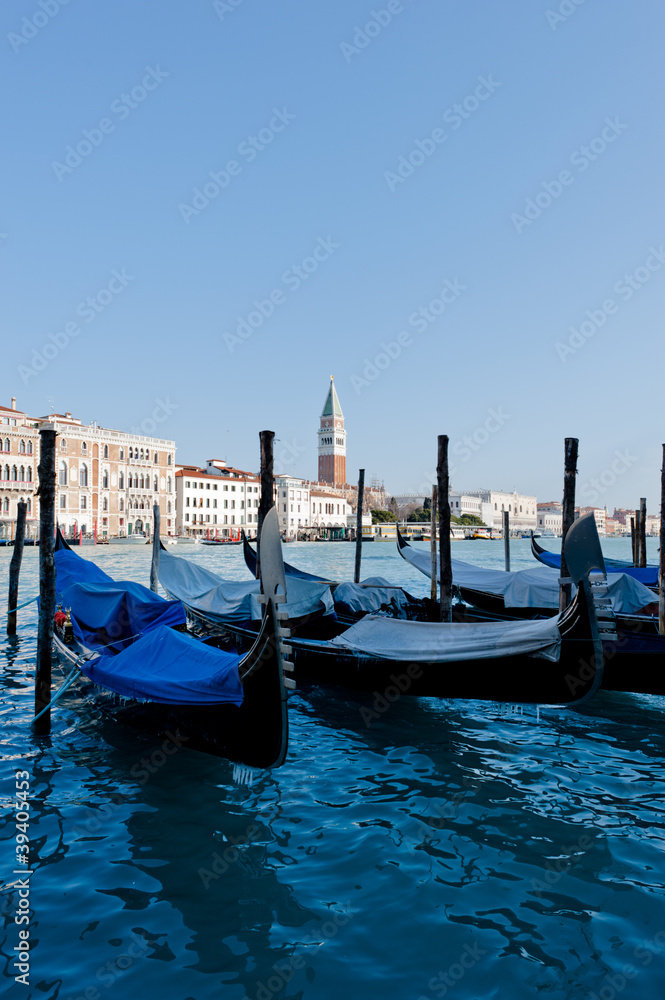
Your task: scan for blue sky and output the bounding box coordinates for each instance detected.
[1,0,663,509]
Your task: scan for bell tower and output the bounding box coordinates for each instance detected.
[317,376,346,486]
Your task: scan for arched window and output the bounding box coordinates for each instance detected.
[60,438,67,452]
[103,444,109,459]
[167,454,172,465]
[3,465,9,481]
[118,472,124,489]
[139,475,145,489]
[79,463,88,486]
[102,497,108,511]
[154,452,158,463]
[11,466,17,481]
[140,502,144,510]
[26,498,31,513]
[102,470,109,489]
[167,477,172,492]
[119,447,124,460]
[26,441,33,455]
[153,476,158,492]
[81,441,87,453]
[167,501,171,514]
[19,440,26,454]
[4,439,10,452]
[140,448,144,461]
[26,467,32,482]
[129,447,134,459]
[18,466,25,482]
[2,498,8,513]
[119,498,124,511]
[59,461,67,486]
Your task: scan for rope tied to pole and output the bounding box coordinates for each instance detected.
[32,653,95,724]
[6,595,39,615]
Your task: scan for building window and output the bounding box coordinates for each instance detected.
[185,481,190,488]
[186,497,190,507]
[2,498,8,512]
[81,496,87,510]
[119,472,124,489]
[19,440,25,454]
[60,438,67,452]
[59,461,67,486]
[154,452,158,463]
[224,499,228,509]
[167,477,172,492]
[185,513,189,522]
[3,439,9,452]
[18,466,24,482]
[26,467,32,482]
[103,445,109,458]
[59,496,67,509]
[224,515,228,524]
[102,470,109,489]
[119,447,123,460]
[120,498,124,511]
[167,454,172,465]
[80,463,88,487]
[129,447,134,459]
[213,515,217,524]
[102,497,108,511]
[26,498,31,513]
[206,498,210,508]
[206,514,210,523]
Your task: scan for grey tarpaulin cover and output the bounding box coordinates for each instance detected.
[329,613,562,662]
[399,545,655,614]
[159,549,334,623]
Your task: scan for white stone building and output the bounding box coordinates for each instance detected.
[462,489,538,530]
[176,460,260,538]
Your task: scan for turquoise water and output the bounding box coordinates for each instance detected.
[2,539,665,1000]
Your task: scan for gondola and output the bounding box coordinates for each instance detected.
[530,531,658,587]
[52,508,291,768]
[281,513,605,705]
[242,530,333,584]
[176,514,606,706]
[397,526,665,696]
[200,538,243,546]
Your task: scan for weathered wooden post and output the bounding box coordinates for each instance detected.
[639,497,647,568]
[659,447,665,636]
[630,517,637,566]
[559,437,578,612]
[633,509,641,567]
[430,486,438,603]
[256,430,275,578]
[354,469,365,584]
[35,425,57,732]
[7,501,27,635]
[437,436,452,622]
[150,503,160,593]
[503,509,510,572]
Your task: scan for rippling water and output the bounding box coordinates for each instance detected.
[2,538,664,1000]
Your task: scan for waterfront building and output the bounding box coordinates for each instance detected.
[537,501,563,535]
[1,399,177,539]
[176,460,260,538]
[577,506,607,535]
[0,399,39,540]
[448,491,494,526]
[275,475,311,538]
[461,489,538,530]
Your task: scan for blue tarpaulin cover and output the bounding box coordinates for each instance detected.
[55,548,243,705]
[533,546,658,587]
[55,549,186,652]
[80,625,244,705]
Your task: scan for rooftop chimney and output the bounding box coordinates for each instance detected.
[11,397,16,410]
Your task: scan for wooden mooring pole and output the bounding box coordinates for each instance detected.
[35,425,57,732]
[630,517,637,566]
[634,509,641,567]
[257,430,275,577]
[639,497,647,568]
[150,503,161,593]
[559,437,578,612]
[354,469,365,584]
[659,446,665,636]
[503,509,510,572]
[7,501,27,635]
[437,436,452,622]
[430,486,438,603]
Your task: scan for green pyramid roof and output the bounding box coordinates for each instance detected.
[321,377,343,418]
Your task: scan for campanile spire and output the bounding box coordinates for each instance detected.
[317,376,346,486]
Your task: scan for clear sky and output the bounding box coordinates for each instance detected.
[1,0,663,510]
